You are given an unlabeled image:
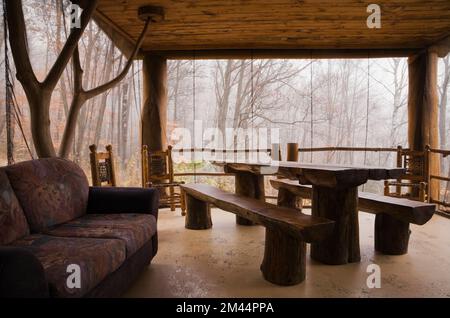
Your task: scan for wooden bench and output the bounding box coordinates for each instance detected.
[270,178,436,255]
[181,183,335,286]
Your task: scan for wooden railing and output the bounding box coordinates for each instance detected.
[297,146,401,153]
[428,148,450,213]
[172,147,274,199]
[172,148,271,154]
[172,147,271,178]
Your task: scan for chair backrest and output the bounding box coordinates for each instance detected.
[89,144,117,187]
[395,145,430,183]
[142,145,174,187]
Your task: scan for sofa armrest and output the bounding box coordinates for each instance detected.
[86,187,159,219]
[0,246,49,298]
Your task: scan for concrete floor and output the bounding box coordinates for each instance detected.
[124,208,450,298]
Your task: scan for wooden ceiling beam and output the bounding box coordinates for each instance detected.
[147,48,419,60]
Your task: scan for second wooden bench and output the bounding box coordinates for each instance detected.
[181,183,334,286]
[270,178,435,255]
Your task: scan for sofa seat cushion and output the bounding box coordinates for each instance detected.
[10,234,126,298]
[0,170,30,245]
[5,158,89,232]
[44,214,157,256]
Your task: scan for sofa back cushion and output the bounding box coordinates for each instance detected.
[5,158,89,232]
[0,169,30,244]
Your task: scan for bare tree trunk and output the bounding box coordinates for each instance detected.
[232,60,247,148]
[93,42,115,145]
[120,82,130,161]
[109,91,115,145]
[84,98,96,152]
[215,60,234,143]
[58,20,150,158]
[5,0,98,157]
[232,60,246,129]
[173,60,181,122]
[55,2,71,120]
[0,118,5,138]
[141,54,167,151]
[439,56,449,152]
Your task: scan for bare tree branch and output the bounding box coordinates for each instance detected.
[43,0,99,90]
[84,18,150,99]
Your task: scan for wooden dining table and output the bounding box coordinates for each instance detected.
[212,160,405,265]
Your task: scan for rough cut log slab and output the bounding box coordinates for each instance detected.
[358,192,435,225]
[375,213,410,255]
[214,161,405,187]
[261,227,306,285]
[185,193,212,230]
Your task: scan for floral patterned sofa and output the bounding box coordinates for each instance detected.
[0,158,159,298]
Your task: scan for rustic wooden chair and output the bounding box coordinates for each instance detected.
[89,144,117,187]
[142,145,186,215]
[384,145,430,202]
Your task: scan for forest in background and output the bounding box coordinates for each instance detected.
[0,0,449,204]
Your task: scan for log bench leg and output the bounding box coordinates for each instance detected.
[185,193,212,230]
[375,213,411,255]
[277,187,302,210]
[310,185,360,265]
[260,227,306,285]
[235,172,265,226]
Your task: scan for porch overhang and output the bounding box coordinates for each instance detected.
[95,0,450,59]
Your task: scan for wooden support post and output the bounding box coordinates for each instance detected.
[261,227,306,285]
[185,193,212,230]
[408,49,440,202]
[141,54,168,201]
[310,185,360,265]
[89,144,100,186]
[235,171,264,225]
[284,142,302,209]
[395,145,403,196]
[105,145,117,186]
[141,54,167,152]
[286,143,299,162]
[375,213,410,255]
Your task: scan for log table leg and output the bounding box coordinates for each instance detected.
[185,193,212,230]
[375,213,410,255]
[261,227,306,285]
[235,172,265,226]
[310,185,360,265]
